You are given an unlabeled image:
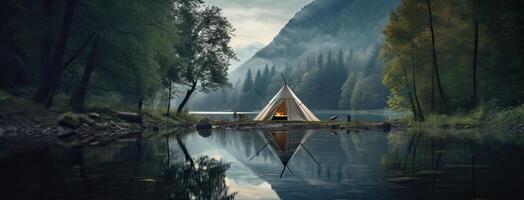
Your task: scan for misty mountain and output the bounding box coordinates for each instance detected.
[188,0,400,111]
[229,0,400,80]
[229,42,265,72]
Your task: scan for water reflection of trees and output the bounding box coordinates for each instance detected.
[159,156,236,200]
[384,129,524,199]
[160,132,236,200]
[0,131,236,200]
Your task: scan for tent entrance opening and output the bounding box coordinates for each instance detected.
[272,101,287,120]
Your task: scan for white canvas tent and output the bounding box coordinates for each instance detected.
[254,83,320,121]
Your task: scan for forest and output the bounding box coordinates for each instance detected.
[0,0,234,115]
[0,0,522,119]
[195,48,388,111]
[1,0,523,199]
[188,0,398,111]
[382,0,523,121]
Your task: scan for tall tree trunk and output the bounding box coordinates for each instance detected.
[177,81,197,114]
[33,34,52,103]
[138,97,144,110]
[48,32,97,108]
[35,0,77,107]
[426,0,449,113]
[70,35,99,113]
[33,0,53,103]
[401,63,419,120]
[471,20,479,108]
[166,82,172,116]
[412,37,425,121]
[430,63,435,111]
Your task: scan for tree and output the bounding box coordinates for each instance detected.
[383,0,524,113]
[33,0,78,106]
[261,64,270,94]
[237,69,255,111]
[70,34,100,112]
[175,0,235,113]
[426,0,449,112]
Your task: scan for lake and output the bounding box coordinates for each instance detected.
[189,110,406,121]
[1,128,522,199]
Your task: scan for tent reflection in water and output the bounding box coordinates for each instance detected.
[250,129,320,178]
[253,78,319,121]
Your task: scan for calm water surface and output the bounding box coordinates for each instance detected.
[1,128,523,200]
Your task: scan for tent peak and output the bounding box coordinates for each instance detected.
[280,73,287,85]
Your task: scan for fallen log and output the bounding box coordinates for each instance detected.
[116,112,142,123]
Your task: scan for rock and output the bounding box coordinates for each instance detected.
[196,118,212,130]
[197,129,212,137]
[117,112,143,123]
[58,113,80,128]
[94,122,107,128]
[57,131,78,140]
[87,112,100,119]
[117,122,131,129]
[179,121,195,128]
[377,121,391,132]
[78,114,95,125]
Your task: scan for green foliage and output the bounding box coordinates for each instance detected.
[174,0,235,92]
[2,0,237,118]
[382,0,524,115]
[489,105,524,128]
[410,105,524,129]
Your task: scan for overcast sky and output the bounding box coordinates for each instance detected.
[205,0,314,48]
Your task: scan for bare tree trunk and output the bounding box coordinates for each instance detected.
[177,81,197,114]
[430,63,435,111]
[70,35,99,113]
[33,0,53,103]
[412,38,425,121]
[166,82,172,116]
[138,98,144,110]
[36,0,77,107]
[471,20,479,108]
[401,63,418,120]
[426,0,449,113]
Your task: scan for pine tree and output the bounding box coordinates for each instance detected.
[238,69,254,110]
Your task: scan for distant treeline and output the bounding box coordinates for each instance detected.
[382,0,524,120]
[190,48,389,111]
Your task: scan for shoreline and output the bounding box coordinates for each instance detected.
[1,94,522,150]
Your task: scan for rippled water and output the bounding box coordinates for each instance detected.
[1,128,522,199]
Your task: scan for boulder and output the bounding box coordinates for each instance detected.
[57,131,78,140]
[117,122,131,129]
[87,112,100,119]
[196,118,212,130]
[58,113,80,128]
[377,121,391,132]
[197,129,212,137]
[78,114,95,125]
[117,112,142,123]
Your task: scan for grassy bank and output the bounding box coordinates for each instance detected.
[408,105,524,130]
[0,89,200,147]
